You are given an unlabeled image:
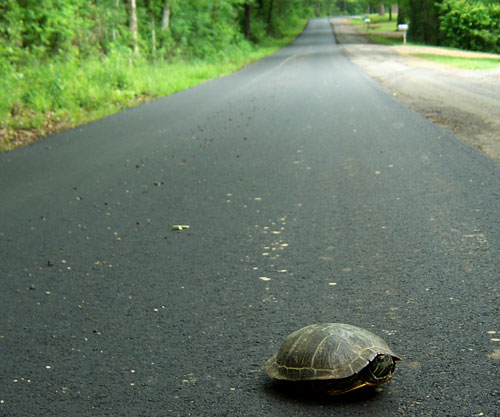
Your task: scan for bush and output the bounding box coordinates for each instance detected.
[0,0,311,150]
[438,0,500,53]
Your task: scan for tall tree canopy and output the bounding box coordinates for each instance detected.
[1,0,499,64]
[0,0,315,62]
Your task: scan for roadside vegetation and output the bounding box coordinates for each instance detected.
[0,37,298,151]
[2,0,500,151]
[0,0,310,151]
[349,13,403,45]
[349,11,500,70]
[344,0,500,53]
[413,53,500,70]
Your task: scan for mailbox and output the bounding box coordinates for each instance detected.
[398,23,409,44]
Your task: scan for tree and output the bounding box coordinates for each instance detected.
[267,0,275,33]
[0,0,319,61]
[406,0,442,44]
[162,1,171,30]
[438,0,500,53]
[397,1,406,25]
[243,1,252,40]
[130,0,139,54]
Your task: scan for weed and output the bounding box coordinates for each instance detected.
[0,23,305,151]
[414,53,500,69]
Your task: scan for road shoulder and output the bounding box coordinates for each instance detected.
[331,17,500,162]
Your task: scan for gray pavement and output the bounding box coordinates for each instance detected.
[1,18,499,416]
[332,17,500,163]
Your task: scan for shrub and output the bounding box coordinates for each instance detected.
[438,0,500,53]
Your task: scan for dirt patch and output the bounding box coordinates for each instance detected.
[332,17,500,162]
[0,97,151,152]
[0,110,74,151]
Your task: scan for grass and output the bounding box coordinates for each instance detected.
[349,14,500,68]
[413,53,500,70]
[349,13,404,46]
[350,13,400,33]
[365,34,402,46]
[0,25,305,152]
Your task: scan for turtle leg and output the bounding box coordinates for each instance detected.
[320,375,369,395]
[326,381,369,395]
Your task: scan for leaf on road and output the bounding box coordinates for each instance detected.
[488,349,500,360]
[171,225,190,231]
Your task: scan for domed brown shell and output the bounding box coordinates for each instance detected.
[264,323,400,381]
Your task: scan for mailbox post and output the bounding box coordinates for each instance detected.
[398,23,409,45]
[364,18,371,30]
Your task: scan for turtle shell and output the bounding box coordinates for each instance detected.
[264,323,400,382]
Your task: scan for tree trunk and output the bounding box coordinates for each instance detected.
[397,2,405,25]
[112,0,120,41]
[130,0,139,54]
[161,0,170,31]
[378,4,385,16]
[152,15,156,53]
[243,2,251,40]
[212,0,217,23]
[257,0,265,14]
[267,0,274,33]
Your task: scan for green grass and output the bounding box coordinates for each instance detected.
[349,13,404,45]
[346,14,500,68]
[0,25,305,151]
[350,13,400,32]
[413,53,500,70]
[365,34,402,45]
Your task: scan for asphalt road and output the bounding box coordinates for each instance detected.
[1,18,499,416]
[332,16,500,164]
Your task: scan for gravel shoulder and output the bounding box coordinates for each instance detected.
[331,17,500,162]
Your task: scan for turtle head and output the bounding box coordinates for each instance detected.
[365,354,398,383]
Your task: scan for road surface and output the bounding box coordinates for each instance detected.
[332,17,500,163]
[1,18,499,416]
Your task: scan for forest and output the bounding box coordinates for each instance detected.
[1,0,499,150]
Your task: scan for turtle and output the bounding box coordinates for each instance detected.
[263,323,401,395]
